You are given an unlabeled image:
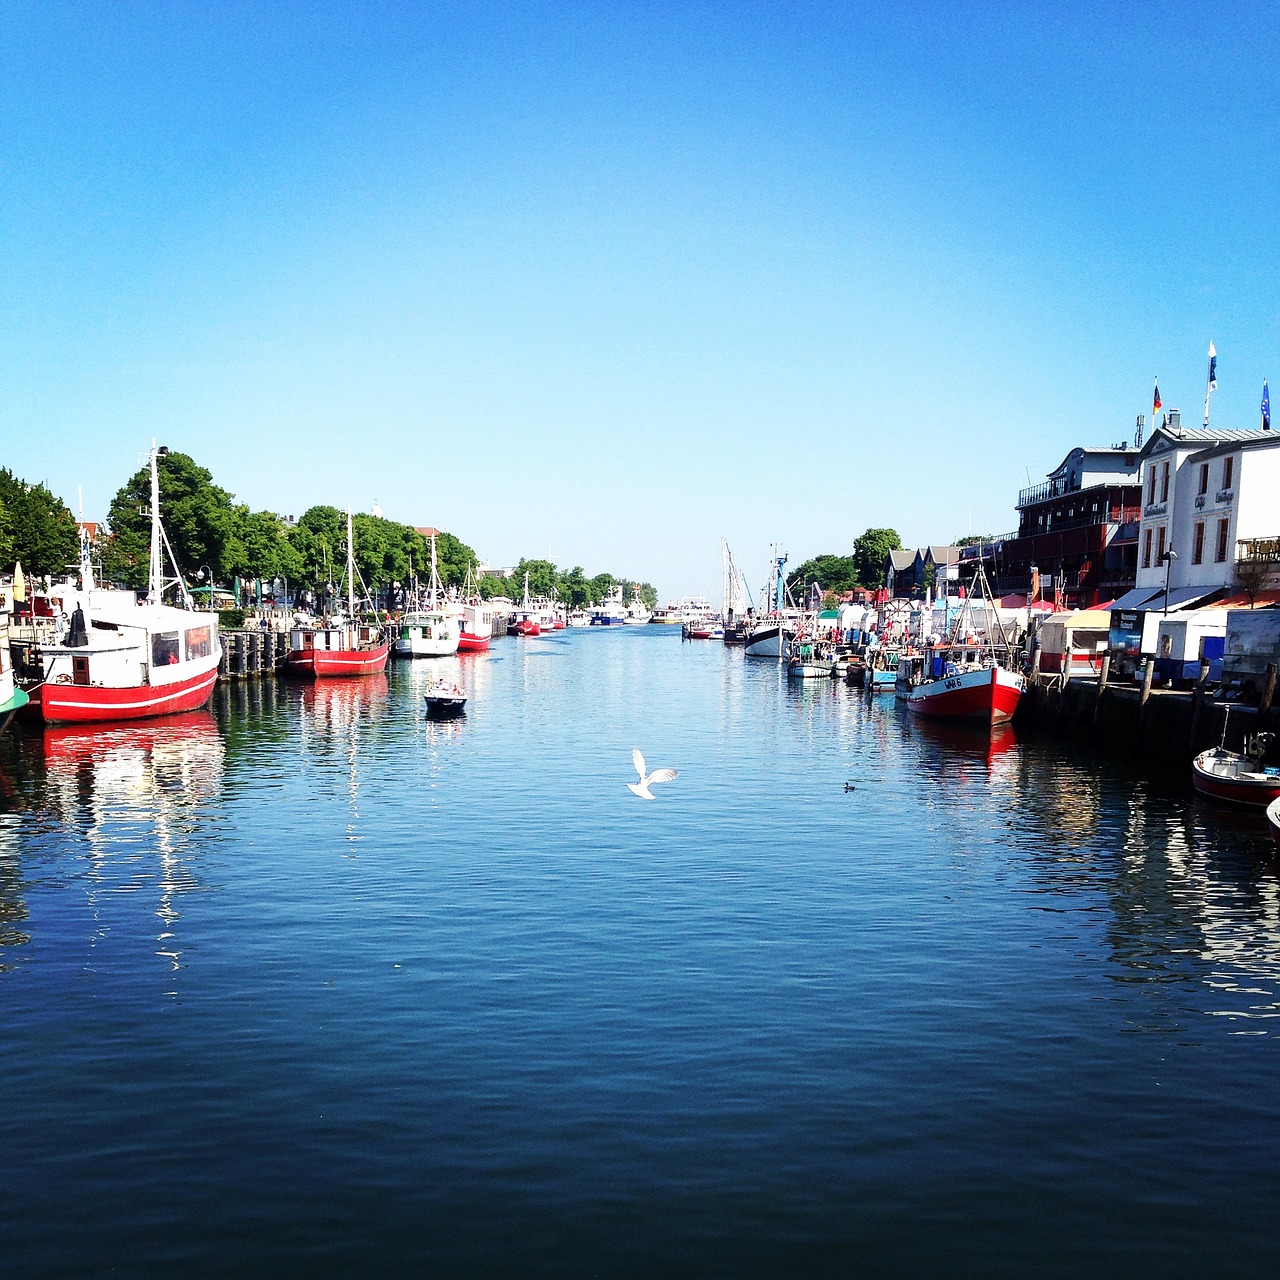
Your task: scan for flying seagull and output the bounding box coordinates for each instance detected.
[628,748,678,800]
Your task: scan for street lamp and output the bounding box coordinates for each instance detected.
[1161,547,1178,613]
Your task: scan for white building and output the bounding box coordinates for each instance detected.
[1107,412,1280,673]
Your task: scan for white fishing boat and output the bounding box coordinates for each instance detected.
[394,534,460,658]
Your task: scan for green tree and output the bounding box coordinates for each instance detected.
[852,528,902,589]
[477,573,512,599]
[514,558,557,597]
[788,553,858,595]
[0,469,79,577]
[104,452,239,588]
[557,566,590,609]
[588,572,616,606]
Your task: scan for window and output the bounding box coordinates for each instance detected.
[1198,463,1209,495]
[1216,518,1230,562]
[151,632,180,666]
[1157,525,1167,563]
[1193,521,1205,565]
[1143,528,1153,568]
[1223,454,1234,489]
[1148,466,1157,503]
[1160,461,1170,502]
[184,625,212,659]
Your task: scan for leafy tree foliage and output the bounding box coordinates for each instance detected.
[788,554,858,595]
[104,452,240,588]
[0,468,79,576]
[852,527,902,589]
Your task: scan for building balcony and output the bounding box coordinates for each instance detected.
[1017,478,1073,508]
[1237,537,1280,563]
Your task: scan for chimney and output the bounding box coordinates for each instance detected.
[1167,408,1180,429]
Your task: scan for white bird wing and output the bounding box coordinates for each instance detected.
[646,768,678,786]
[632,748,647,780]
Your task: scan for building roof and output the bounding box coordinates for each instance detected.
[1186,432,1280,463]
[887,549,915,571]
[924,545,959,565]
[1143,424,1273,457]
[414,526,440,538]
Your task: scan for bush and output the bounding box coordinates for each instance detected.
[218,607,246,630]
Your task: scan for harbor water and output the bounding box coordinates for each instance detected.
[2,627,1279,1276]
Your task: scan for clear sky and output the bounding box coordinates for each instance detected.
[3,1,1278,602]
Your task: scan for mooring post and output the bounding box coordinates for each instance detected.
[1092,653,1110,731]
[1189,656,1211,749]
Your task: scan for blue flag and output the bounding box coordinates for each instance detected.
[1208,342,1218,391]
[1264,379,1271,431]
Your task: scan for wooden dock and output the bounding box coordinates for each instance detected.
[217,630,292,681]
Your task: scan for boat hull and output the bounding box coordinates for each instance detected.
[37,663,219,725]
[1267,798,1280,846]
[457,633,490,653]
[1190,749,1280,806]
[743,625,786,658]
[907,665,1023,725]
[424,696,466,719]
[286,642,390,678]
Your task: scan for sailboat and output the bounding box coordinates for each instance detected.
[13,443,223,723]
[721,540,752,644]
[286,509,391,676]
[394,533,460,658]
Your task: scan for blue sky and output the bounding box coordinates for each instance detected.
[3,1,1278,601]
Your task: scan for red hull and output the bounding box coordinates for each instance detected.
[286,641,390,678]
[1190,752,1280,806]
[907,665,1022,725]
[37,665,219,725]
[517,620,540,636]
[457,633,490,653]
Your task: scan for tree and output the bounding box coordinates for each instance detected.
[514,558,557,597]
[0,469,79,577]
[558,566,590,609]
[852,528,902,589]
[1236,552,1277,608]
[104,451,239,588]
[788,554,858,595]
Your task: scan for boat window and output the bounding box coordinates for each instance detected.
[185,625,212,659]
[152,632,181,666]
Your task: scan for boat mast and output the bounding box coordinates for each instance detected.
[346,507,356,621]
[147,441,162,606]
[429,533,439,609]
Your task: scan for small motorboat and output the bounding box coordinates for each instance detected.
[1266,797,1280,848]
[423,680,467,719]
[1191,729,1279,806]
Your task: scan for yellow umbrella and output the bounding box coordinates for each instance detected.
[13,561,25,602]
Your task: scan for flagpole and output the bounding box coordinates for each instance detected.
[1204,341,1217,427]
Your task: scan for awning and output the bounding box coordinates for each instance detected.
[1137,586,1225,613]
[1107,586,1165,612]
[1203,590,1280,610]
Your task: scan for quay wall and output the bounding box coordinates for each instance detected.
[1018,671,1277,761]
[217,629,291,681]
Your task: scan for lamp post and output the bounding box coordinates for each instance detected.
[1161,548,1178,613]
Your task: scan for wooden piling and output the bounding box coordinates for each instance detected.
[1189,657,1211,749]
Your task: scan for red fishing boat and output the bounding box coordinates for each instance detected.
[904,563,1024,727]
[456,630,490,654]
[13,443,223,725]
[285,509,389,678]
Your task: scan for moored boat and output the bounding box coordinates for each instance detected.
[13,443,223,725]
[1266,797,1280,846]
[286,509,390,678]
[1191,731,1280,806]
[904,564,1024,727]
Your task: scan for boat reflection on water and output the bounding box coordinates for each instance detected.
[907,715,1019,768]
[36,712,225,972]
